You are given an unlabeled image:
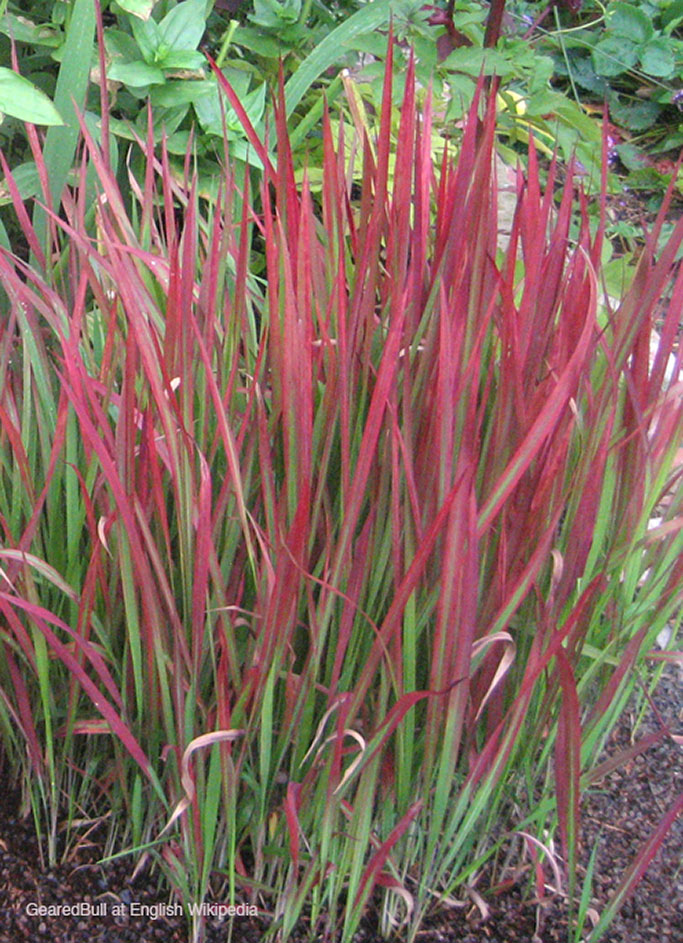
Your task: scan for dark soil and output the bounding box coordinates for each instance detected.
[0,666,680,943]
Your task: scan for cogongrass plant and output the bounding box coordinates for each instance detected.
[0,44,682,943]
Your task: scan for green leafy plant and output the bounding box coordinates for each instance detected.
[107,0,207,85]
[0,1,398,217]
[536,0,683,147]
[324,0,603,177]
[1,38,683,943]
[0,0,96,255]
[248,0,304,39]
[593,1,680,79]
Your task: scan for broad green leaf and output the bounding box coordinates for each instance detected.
[0,67,63,125]
[194,75,265,137]
[527,53,555,92]
[608,93,661,130]
[443,46,514,77]
[344,32,391,58]
[522,88,571,116]
[150,79,214,107]
[159,0,207,52]
[443,46,490,75]
[231,25,287,58]
[108,61,166,87]
[591,36,638,76]
[0,161,41,205]
[446,73,477,113]
[639,38,676,77]
[116,0,156,19]
[250,0,302,29]
[0,13,61,47]
[550,99,602,141]
[603,255,636,300]
[164,130,201,154]
[660,0,683,27]
[157,50,206,71]
[609,2,654,43]
[130,12,163,62]
[614,142,646,170]
[656,128,683,151]
[108,104,190,142]
[138,103,190,138]
[105,28,142,62]
[564,53,609,95]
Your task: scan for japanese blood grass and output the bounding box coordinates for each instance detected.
[1,55,683,943]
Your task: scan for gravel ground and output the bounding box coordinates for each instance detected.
[0,666,680,943]
[569,664,682,943]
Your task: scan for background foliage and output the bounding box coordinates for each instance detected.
[1,0,681,214]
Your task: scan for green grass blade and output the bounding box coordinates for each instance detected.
[32,0,96,260]
[283,0,391,117]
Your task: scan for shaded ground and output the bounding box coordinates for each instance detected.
[0,666,680,943]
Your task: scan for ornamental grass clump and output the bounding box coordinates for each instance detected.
[0,44,682,943]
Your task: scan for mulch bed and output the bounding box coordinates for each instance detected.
[0,666,680,943]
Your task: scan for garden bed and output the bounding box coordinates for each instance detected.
[1,665,680,943]
[1,10,683,940]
